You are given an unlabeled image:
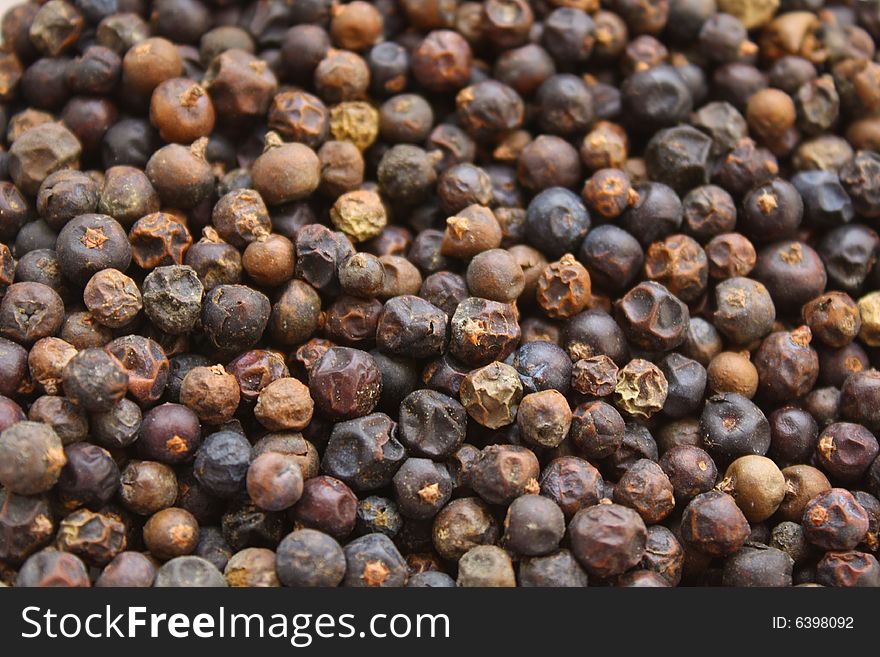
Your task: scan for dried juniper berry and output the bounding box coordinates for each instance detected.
[28,395,87,445]
[562,309,630,366]
[538,456,603,521]
[511,342,572,395]
[616,281,690,352]
[536,74,595,136]
[0,421,66,496]
[309,347,382,421]
[460,362,523,430]
[816,551,880,588]
[90,398,141,449]
[581,169,637,221]
[56,442,118,510]
[193,431,252,499]
[712,277,775,345]
[398,389,466,460]
[525,187,591,260]
[392,458,452,520]
[375,295,447,360]
[431,497,499,561]
[221,497,285,552]
[568,400,623,460]
[819,224,879,294]
[15,548,90,587]
[246,452,304,512]
[201,284,270,354]
[276,529,346,588]
[55,214,131,286]
[519,550,589,588]
[614,359,668,419]
[816,422,880,484]
[0,282,65,346]
[536,254,591,320]
[613,459,675,524]
[436,203,497,259]
[105,335,169,407]
[578,224,644,294]
[722,545,793,587]
[343,533,407,587]
[681,185,737,242]
[62,348,127,412]
[354,496,402,538]
[753,327,819,403]
[180,365,240,426]
[840,151,880,218]
[791,170,853,229]
[517,390,571,449]
[128,212,193,270]
[840,370,880,433]
[449,297,520,367]
[471,444,539,506]
[768,406,819,466]
[36,170,99,232]
[681,490,750,558]
[752,240,827,313]
[119,460,177,517]
[701,393,771,462]
[322,413,405,492]
[502,494,565,557]
[803,292,861,349]
[96,552,157,588]
[138,403,201,465]
[153,556,226,587]
[619,182,683,247]
[802,488,869,551]
[141,266,203,336]
[644,125,712,193]
[622,65,693,133]
[569,504,647,579]
[719,455,785,523]
[658,444,716,502]
[643,234,708,303]
[571,356,618,397]
[291,476,358,540]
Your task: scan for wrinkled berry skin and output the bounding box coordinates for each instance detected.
[713,277,776,345]
[816,551,880,587]
[816,422,879,483]
[201,285,270,354]
[398,389,466,460]
[681,491,750,558]
[568,504,647,578]
[194,431,253,499]
[471,444,539,506]
[322,413,406,492]
[802,488,869,551]
[539,457,603,520]
[309,347,382,421]
[450,297,521,367]
[616,281,690,352]
[376,295,448,359]
[753,328,819,403]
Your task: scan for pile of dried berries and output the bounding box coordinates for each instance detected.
[1,0,880,589]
